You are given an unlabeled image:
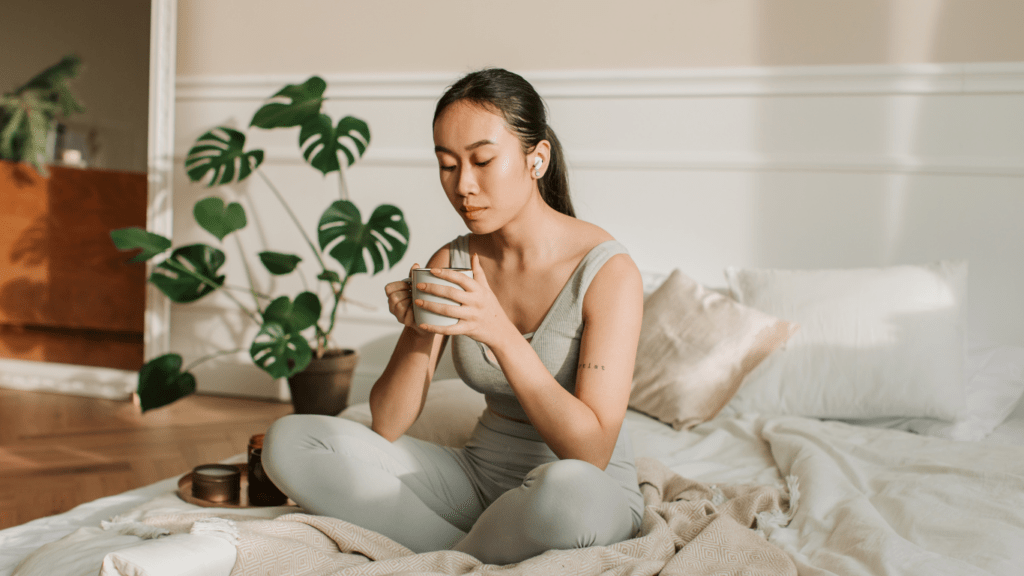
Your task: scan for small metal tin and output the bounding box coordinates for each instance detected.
[191,464,241,503]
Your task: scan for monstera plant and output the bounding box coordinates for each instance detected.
[0,55,85,174]
[112,76,410,412]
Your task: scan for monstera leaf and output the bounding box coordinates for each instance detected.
[262,292,321,334]
[250,322,313,378]
[136,353,197,412]
[299,114,370,175]
[185,127,264,186]
[110,227,172,263]
[259,251,302,275]
[193,197,247,241]
[149,244,226,303]
[250,76,326,129]
[317,201,409,277]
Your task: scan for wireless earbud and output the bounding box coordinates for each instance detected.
[533,157,543,177]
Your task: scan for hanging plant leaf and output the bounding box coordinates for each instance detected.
[110,227,172,263]
[149,244,226,303]
[185,127,264,186]
[250,76,326,129]
[137,353,197,412]
[298,114,370,175]
[193,197,247,240]
[317,270,341,283]
[259,251,302,275]
[317,201,409,278]
[262,292,321,333]
[250,321,313,378]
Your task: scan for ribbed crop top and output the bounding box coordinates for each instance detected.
[448,233,630,422]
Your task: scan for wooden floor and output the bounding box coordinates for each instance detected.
[0,387,293,530]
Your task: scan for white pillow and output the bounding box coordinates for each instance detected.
[723,260,968,421]
[850,337,1024,441]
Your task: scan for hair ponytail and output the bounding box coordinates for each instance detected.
[434,68,575,218]
[539,126,573,217]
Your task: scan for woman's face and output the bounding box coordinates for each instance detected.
[433,100,535,233]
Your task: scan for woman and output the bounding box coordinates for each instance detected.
[263,68,645,565]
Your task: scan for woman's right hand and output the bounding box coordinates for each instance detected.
[385,262,429,336]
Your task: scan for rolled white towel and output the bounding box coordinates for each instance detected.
[98,531,236,576]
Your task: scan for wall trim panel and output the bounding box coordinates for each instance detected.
[174,146,1024,177]
[177,62,1024,101]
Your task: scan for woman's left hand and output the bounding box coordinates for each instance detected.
[414,253,516,349]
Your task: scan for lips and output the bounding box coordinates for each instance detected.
[461,206,486,220]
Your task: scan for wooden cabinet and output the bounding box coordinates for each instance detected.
[0,160,146,370]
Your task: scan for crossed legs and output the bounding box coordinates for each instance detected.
[262,414,636,564]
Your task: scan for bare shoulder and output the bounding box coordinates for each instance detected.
[425,243,451,268]
[579,224,642,318]
[570,219,615,247]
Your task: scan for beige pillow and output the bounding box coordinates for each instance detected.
[629,269,798,430]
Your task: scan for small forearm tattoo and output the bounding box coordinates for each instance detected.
[578,362,606,371]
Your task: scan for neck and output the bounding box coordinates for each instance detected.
[484,193,567,268]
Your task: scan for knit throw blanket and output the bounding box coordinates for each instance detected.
[141,457,797,576]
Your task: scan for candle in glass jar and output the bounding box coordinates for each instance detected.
[192,464,241,503]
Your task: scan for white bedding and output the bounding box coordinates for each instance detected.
[4,392,1024,576]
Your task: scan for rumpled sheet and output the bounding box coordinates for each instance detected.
[756,417,1024,576]
[132,457,796,576]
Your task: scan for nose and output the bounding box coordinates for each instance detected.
[455,165,478,196]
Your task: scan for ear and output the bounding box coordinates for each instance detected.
[529,140,551,179]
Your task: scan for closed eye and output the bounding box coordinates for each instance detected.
[475,159,493,167]
[440,165,456,172]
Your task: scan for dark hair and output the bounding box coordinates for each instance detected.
[433,68,574,218]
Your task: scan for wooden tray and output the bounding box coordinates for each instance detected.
[177,463,296,508]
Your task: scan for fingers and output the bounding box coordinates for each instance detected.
[427,267,473,290]
[470,253,489,288]
[413,281,466,304]
[412,296,464,321]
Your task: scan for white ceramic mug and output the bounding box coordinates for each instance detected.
[408,268,473,327]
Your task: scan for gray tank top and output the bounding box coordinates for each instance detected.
[449,233,630,422]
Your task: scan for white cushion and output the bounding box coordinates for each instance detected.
[723,260,968,421]
[340,378,485,447]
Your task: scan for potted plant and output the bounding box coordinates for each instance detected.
[1,55,85,174]
[111,76,410,414]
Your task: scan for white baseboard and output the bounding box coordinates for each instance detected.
[0,358,135,400]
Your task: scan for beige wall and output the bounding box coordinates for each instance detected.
[1,0,150,172]
[177,0,1024,76]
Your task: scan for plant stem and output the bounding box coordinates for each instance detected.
[163,259,261,324]
[257,169,327,270]
[183,347,246,373]
[223,284,272,300]
[323,276,349,345]
[233,234,262,312]
[337,166,349,202]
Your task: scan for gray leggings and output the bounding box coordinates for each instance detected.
[262,410,644,565]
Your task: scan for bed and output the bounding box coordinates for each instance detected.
[3,261,1024,576]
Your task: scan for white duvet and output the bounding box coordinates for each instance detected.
[4,408,1024,576]
[628,410,1024,576]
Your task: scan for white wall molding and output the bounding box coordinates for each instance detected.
[0,359,135,400]
[176,62,1024,101]
[146,0,177,361]
[174,146,1024,177]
